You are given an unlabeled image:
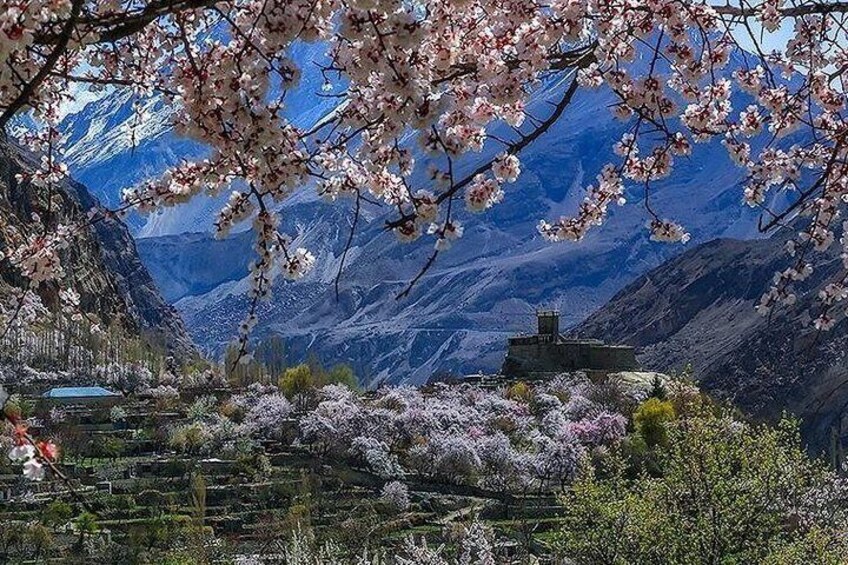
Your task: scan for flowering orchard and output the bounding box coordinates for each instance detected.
[0,0,847,352]
[293,375,631,491]
[155,374,634,492]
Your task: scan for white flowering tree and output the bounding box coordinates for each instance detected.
[0,0,845,353]
[296,378,628,490]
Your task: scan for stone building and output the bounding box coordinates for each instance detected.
[502,310,637,377]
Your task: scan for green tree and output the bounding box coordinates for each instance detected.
[633,397,676,447]
[278,364,315,399]
[555,415,848,565]
[648,374,667,399]
[190,471,207,523]
[305,351,327,383]
[224,343,266,386]
[256,335,288,375]
[506,381,532,403]
[41,501,73,526]
[325,364,358,390]
[763,528,848,565]
[99,436,126,460]
[25,523,53,561]
[74,512,99,551]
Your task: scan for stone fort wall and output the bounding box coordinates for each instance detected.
[503,340,637,375]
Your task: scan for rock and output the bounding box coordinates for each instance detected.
[0,140,195,359]
[577,223,848,451]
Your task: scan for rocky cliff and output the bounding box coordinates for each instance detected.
[575,225,848,451]
[59,49,772,383]
[0,140,194,358]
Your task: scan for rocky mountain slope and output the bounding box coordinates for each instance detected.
[58,50,772,383]
[0,141,194,357]
[575,225,848,451]
[146,93,762,383]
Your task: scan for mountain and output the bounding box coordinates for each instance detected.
[139,77,763,383]
[57,49,772,383]
[136,230,254,303]
[56,42,336,238]
[0,140,195,358]
[575,224,848,451]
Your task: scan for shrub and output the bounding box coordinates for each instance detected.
[169,423,211,455]
[633,397,676,447]
[109,405,127,423]
[98,436,126,460]
[555,414,848,565]
[506,381,532,403]
[41,501,72,526]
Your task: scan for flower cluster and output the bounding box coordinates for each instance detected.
[297,375,628,491]
[3,0,848,345]
[380,480,410,512]
[5,423,57,481]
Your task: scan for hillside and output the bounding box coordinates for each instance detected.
[59,51,772,383]
[0,141,195,358]
[126,79,763,383]
[575,225,848,450]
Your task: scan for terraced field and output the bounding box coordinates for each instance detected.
[0,395,566,563]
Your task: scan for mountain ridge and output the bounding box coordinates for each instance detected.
[575,225,848,450]
[0,140,195,358]
[57,50,770,382]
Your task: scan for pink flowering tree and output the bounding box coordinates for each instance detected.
[295,379,627,490]
[0,0,847,353]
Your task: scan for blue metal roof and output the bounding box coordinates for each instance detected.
[43,386,121,398]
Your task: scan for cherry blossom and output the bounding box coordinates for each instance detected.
[22,457,45,480]
[380,480,410,512]
[8,443,35,462]
[3,0,848,349]
[296,376,627,490]
[243,392,293,440]
[5,422,57,482]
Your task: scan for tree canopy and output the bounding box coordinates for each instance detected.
[1,0,847,351]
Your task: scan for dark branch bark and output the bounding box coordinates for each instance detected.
[0,0,84,129]
[36,0,219,45]
[436,75,583,206]
[713,1,848,18]
[385,68,587,233]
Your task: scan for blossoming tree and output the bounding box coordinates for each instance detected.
[1,0,847,348]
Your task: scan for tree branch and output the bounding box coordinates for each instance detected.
[0,0,84,129]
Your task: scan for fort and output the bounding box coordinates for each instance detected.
[502,310,638,377]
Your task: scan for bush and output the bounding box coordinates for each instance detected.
[633,397,676,447]
[555,414,848,565]
[169,423,211,455]
[98,436,126,460]
[506,381,532,402]
[41,501,72,526]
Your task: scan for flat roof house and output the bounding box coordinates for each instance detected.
[42,386,123,406]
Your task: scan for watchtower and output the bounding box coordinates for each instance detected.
[537,310,560,340]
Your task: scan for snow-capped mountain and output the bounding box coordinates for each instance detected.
[57,42,335,237]
[60,48,767,384]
